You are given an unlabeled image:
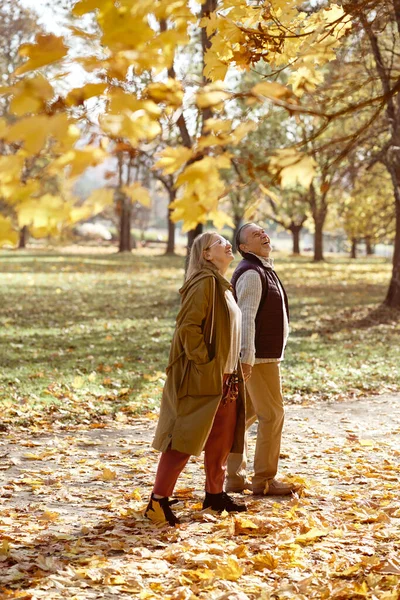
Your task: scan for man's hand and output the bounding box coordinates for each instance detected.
[241,363,252,382]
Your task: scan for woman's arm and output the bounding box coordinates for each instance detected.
[176,277,213,364]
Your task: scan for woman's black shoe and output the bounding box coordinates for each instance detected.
[144,494,180,526]
[202,491,247,513]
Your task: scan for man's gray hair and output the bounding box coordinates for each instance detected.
[236,223,254,256]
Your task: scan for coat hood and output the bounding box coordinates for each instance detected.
[179,264,231,298]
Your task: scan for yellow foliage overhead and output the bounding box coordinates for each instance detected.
[5,113,79,155]
[123,182,151,207]
[17,194,69,230]
[269,149,317,189]
[1,75,54,117]
[0,0,358,231]
[0,216,18,248]
[50,147,106,178]
[171,155,231,231]
[15,34,68,76]
[196,85,231,110]
[69,189,114,225]
[144,79,184,108]
[154,146,193,175]
[251,81,294,102]
[65,83,108,107]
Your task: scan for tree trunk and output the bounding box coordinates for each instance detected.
[313,220,325,261]
[18,226,27,249]
[309,184,326,262]
[384,174,400,307]
[350,238,357,259]
[232,214,242,253]
[365,237,374,255]
[185,223,203,273]
[187,224,203,252]
[165,190,176,255]
[359,12,400,306]
[118,193,132,253]
[290,225,302,255]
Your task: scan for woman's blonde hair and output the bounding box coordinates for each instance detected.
[185,231,218,281]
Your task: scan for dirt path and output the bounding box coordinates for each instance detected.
[1,395,399,599]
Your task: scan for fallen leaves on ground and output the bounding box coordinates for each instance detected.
[1,396,399,599]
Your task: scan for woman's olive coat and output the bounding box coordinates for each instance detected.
[152,265,246,457]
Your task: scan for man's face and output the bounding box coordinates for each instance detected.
[239,224,271,258]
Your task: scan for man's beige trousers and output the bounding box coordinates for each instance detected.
[226,362,284,493]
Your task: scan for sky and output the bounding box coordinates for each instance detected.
[19,0,68,35]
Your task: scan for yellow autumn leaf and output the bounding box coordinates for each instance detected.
[0,117,6,138]
[0,540,11,556]
[270,149,317,189]
[23,452,44,460]
[0,154,24,184]
[0,215,18,248]
[203,53,229,82]
[72,0,112,16]
[154,146,193,175]
[66,83,108,106]
[100,467,117,481]
[8,75,55,116]
[296,527,329,544]
[104,574,126,586]
[288,66,324,96]
[175,154,231,187]
[244,198,262,221]
[72,375,84,389]
[215,557,243,581]
[84,188,115,213]
[196,84,230,109]
[123,183,151,207]
[322,4,352,37]
[40,510,60,522]
[208,209,234,230]
[197,134,229,150]
[145,498,168,525]
[258,183,281,203]
[51,147,106,177]
[127,489,142,501]
[6,115,49,154]
[16,195,72,234]
[230,121,257,145]
[15,34,68,76]
[100,111,161,146]
[169,194,207,231]
[234,514,259,532]
[253,552,279,571]
[144,79,184,108]
[252,81,293,101]
[204,118,233,134]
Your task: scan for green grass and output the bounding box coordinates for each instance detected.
[0,248,399,428]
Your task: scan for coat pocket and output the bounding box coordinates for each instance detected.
[187,358,222,396]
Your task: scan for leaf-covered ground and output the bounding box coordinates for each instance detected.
[0,247,400,598]
[0,395,399,599]
[0,248,399,430]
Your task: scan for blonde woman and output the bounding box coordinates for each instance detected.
[145,232,247,526]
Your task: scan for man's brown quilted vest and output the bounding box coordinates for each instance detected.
[231,253,289,359]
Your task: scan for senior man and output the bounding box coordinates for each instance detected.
[226,223,296,496]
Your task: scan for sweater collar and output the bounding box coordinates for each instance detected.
[244,252,275,270]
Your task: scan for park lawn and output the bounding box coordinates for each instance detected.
[0,248,399,429]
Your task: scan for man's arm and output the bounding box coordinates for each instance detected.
[236,270,262,378]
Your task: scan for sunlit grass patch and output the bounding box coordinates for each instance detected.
[0,249,398,428]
